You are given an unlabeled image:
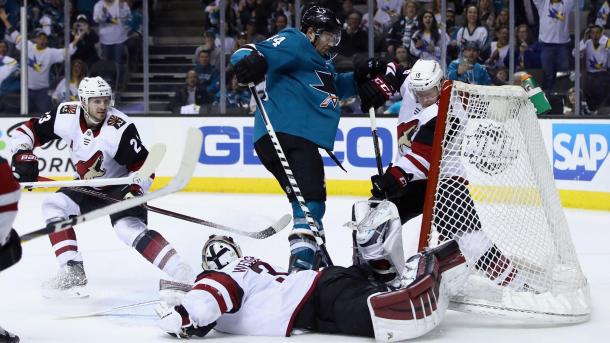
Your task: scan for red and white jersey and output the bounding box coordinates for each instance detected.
[9,101,152,190]
[387,63,466,181]
[182,256,320,337]
[0,156,20,244]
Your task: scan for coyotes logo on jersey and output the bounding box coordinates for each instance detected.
[107,115,126,129]
[397,119,418,156]
[75,151,106,180]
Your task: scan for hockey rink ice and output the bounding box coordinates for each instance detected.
[1,192,609,342]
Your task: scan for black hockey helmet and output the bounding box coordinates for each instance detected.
[300,5,342,47]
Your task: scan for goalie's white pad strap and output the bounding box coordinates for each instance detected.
[367,277,449,341]
[454,230,493,266]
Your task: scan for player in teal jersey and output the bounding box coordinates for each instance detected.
[231,6,386,272]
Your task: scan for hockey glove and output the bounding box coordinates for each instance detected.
[120,184,143,199]
[358,75,396,112]
[11,149,39,182]
[354,58,387,82]
[233,51,268,86]
[371,165,413,198]
[155,303,216,339]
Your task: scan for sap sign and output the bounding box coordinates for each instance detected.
[553,123,610,181]
[198,126,394,168]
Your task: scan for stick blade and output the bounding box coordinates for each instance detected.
[248,213,292,239]
[136,143,167,180]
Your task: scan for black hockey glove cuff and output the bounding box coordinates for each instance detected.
[234,51,267,86]
[371,165,413,198]
[358,75,396,112]
[11,149,39,182]
[354,58,386,82]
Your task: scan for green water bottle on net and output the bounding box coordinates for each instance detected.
[520,73,551,115]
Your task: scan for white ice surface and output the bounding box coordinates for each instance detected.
[1,193,608,342]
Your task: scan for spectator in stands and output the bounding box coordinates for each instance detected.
[588,0,610,29]
[486,26,509,70]
[495,8,510,29]
[51,59,87,106]
[447,40,492,85]
[578,25,610,113]
[214,74,250,111]
[93,0,131,88]
[271,13,288,35]
[478,0,496,24]
[71,14,100,69]
[0,40,19,96]
[231,31,248,56]
[337,10,368,58]
[1,11,81,114]
[456,5,490,62]
[337,0,354,23]
[394,45,412,68]
[515,0,540,35]
[244,18,265,44]
[491,66,509,85]
[409,10,449,63]
[216,22,237,56]
[385,1,418,57]
[563,87,593,115]
[377,0,404,19]
[239,0,272,36]
[194,50,220,97]
[362,0,392,38]
[533,0,575,91]
[169,69,209,115]
[194,31,221,67]
[504,24,542,70]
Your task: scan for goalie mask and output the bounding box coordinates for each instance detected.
[353,200,405,283]
[202,235,243,270]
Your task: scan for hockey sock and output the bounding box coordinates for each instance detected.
[48,226,83,265]
[133,230,190,280]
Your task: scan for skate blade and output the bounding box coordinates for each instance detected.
[42,286,90,299]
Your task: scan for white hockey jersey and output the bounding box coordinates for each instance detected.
[10,102,152,189]
[0,157,20,244]
[182,256,320,337]
[387,63,466,181]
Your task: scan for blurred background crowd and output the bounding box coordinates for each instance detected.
[0,0,606,116]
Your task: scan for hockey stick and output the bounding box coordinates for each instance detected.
[52,186,291,239]
[248,85,333,266]
[21,128,202,243]
[368,107,385,176]
[20,143,167,189]
[58,299,160,319]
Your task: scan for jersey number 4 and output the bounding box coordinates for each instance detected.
[267,35,286,47]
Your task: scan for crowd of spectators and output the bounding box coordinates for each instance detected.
[0,1,609,116]
[0,0,143,113]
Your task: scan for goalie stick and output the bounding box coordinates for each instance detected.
[20,128,203,243]
[43,186,292,239]
[58,299,160,320]
[20,143,167,189]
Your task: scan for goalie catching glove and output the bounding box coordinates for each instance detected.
[371,165,413,198]
[233,51,267,86]
[155,303,216,339]
[11,149,39,182]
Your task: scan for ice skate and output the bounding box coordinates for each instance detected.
[42,260,89,299]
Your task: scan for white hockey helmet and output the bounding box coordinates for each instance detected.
[78,76,114,117]
[406,59,444,103]
[202,235,243,270]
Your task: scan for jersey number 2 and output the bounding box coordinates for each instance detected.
[250,261,286,283]
[130,139,142,153]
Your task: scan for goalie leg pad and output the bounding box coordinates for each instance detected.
[367,253,450,341]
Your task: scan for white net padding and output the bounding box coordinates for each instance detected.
[422,81,590,323]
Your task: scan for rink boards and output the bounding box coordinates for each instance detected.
[0,116,608,210]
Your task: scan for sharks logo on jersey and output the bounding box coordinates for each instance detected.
[75,151,106,180]
[310,70,338,108]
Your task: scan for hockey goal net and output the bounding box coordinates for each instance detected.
[419,81,590,323]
